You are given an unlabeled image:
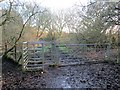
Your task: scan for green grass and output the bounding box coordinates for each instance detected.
[58,46,71,53]
[35,44,72,54]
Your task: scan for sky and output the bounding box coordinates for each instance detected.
[24,0,89,11]
[0,0,90,11]
[1,0,119,10]
[40,0,89,9]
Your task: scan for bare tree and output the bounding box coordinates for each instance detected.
[54,10,67,37]
[2,1,46,62]
[0,0,13,26]
[35,9,51,40]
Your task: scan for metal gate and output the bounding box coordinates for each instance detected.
[22,41,111,71]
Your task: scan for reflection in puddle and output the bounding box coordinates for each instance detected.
[53,76,71,88]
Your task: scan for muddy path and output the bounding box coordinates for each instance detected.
[2,59,120,89]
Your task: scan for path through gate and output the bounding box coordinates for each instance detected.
[22,41,111,71]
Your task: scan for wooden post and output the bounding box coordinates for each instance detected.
[5,43,7,53]
[22,42,26,71]
[26,42,29,61]
[14,44,17,61]
[22,42,29,71]
[55,44,59,65]
[42,43,45,70]
[51,42,55,64]
[33,44,35,58]
[106,44,111,61]
[22,42,24,71]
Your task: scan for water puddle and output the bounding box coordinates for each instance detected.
[52,76,71,88]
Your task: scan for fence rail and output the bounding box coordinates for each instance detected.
[22,42,113,71]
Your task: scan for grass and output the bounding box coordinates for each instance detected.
[36,44,72,54]
[58,45,71,53]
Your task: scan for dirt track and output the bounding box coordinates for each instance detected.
[2,59,120,89]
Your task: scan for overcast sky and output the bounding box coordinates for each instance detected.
[0,0,90,12]
[23,0,89,11]
[40,0,89,9]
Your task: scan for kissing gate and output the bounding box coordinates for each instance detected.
[22,41,111,71]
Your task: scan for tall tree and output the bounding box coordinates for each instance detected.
[2,0,46,62]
